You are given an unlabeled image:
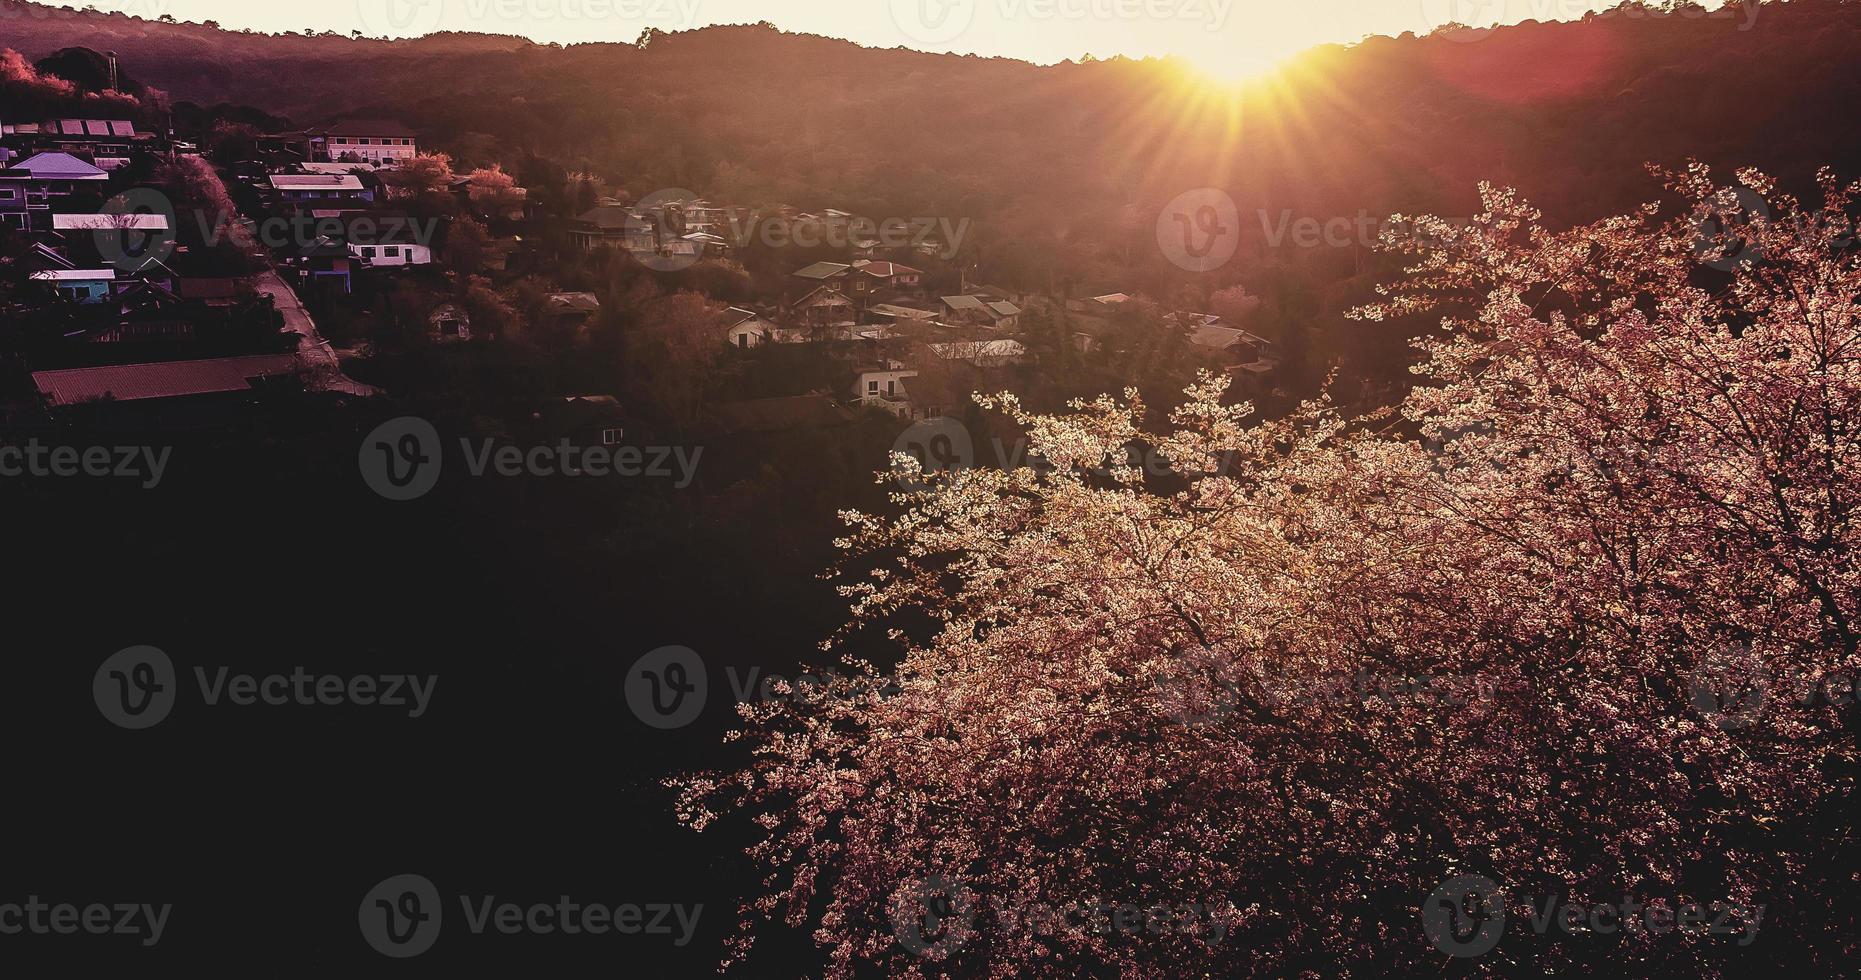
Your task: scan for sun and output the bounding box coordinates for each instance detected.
[1180,51,1288,89]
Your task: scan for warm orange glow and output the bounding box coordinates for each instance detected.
[1179,51,1288,89]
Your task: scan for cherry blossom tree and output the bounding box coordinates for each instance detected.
[675,164,1861,976]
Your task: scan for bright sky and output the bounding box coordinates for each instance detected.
[90,0,1758,79]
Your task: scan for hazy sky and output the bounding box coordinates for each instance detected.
[82,0,1755,76]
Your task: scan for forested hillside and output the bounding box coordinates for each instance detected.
[7,0,1861,382]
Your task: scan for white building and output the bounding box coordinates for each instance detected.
[316,120,419,166]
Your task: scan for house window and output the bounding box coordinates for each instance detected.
[382,247,400,258]
[0,189,16,199]
[736,333,749,348]
[602,428,624,445]
[867,381,879,395]
[359,247,375,257]
[886,380,896,395]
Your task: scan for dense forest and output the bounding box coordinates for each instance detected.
[6,1,1861,386]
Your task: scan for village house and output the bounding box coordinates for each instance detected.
[854,260,925,293]
[568,202,651,251]
[299,120,419,167]
[852,361,919,417]
[269,174,373,206]
[940,294,1021,329]
[288,237,356,294]
[725,306,782,348]
[785,285,856,337]
[428,302,472,342]
[7,152,109,217]
[1,119,152,170]
[32,354,303,417]
[0,172,32,229]
[543,292,602,334]
[30,268,115,304]
[342,213,434,268]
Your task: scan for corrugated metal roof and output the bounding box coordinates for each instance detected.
[270,174,364,190]
[52,213,170,231]
[793,261,852,279]
[15,152,109,179]
[30,269,115,282]
[33,355,301,406]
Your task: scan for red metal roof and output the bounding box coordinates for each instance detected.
[33,355,301,406]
